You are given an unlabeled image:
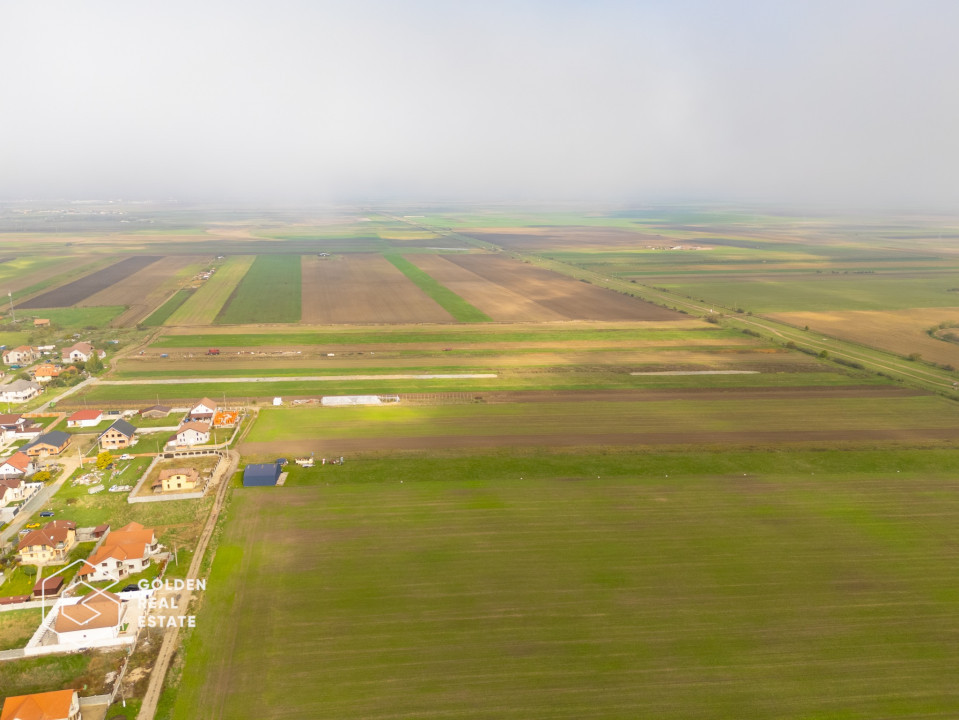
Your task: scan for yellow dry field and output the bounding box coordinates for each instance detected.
[768,307,959,367]
[165,255,256,326]
[301,254,454,323]
[78,255,206,327]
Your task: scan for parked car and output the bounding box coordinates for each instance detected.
[39,511,55,517]
[119,454,134,460]
[25,523,40,529]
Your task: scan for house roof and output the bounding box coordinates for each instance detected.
[3,451,32,471]
[140,404,171,414]
[18,520,76,551]
[64,341,93,356]
[9,345,35,354]
[0,689,77,720]
[2,379,40,393]
[100,419,136,439]
[178,421,210,434]
[67,409,101,422]
[0,413,22,426]
[77,522,156,576]
[23,431,71,452]
[158,467,199,481]
[54,590,122,633]
[193,397,218,411]
[0,477,22,492]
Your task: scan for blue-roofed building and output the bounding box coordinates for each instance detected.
[243,463,282,487]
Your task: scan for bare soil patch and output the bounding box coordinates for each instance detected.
[301,254,454,323]
[18,256,162,309]
[463,226,669,252]
[438,253,684,321]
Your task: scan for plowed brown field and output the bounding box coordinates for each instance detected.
[79,255,203,327]
[463,226,668,251]
[412,253,682,321]
[301,254,454,323]
[18,255,162,309]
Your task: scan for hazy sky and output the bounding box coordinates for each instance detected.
[3,0,958,206]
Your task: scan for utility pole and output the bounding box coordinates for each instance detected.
[7,292,14,324]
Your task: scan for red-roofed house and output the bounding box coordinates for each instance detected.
[0,451,34,480]
[32,364,62,383]
[62,342,104,363]
[17,520,77,566]
[66,409,103,428]
[188,397,217,422]
[0,689,80,720]
[2,346,38,365]
[77,522,161,582]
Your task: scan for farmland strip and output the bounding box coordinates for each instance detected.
[384,253,492,322]
[17,255,161,309]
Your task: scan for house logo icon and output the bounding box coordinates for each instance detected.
[41,558,124,627]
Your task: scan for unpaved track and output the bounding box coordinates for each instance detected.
[137,449,239,720]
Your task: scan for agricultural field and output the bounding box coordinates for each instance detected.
[238,387,955,457]
[165,255,255,326]
[768,307,959,368]
[171,448,959,719]
[216,254,301,324]
[16,255,161,309]
[301,253,454,323]
[78,254,205,327]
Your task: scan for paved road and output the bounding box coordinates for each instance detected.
[136,448,238,720]
[34,376,97,412]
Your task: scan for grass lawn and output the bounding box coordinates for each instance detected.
[215,254,301,324]
[0,650,126,697]
[23,305,126,330]
[166,256,255,326]
[171,447,959,719]
[384,253,492,322]
[0,609,40,650]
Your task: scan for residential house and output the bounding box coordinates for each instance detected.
[173,421,210,447]
[0,379,41,403]
[66,409,103,428]
[0,474,41,523]
[188,397,217,422]
[62,342,104,363]
[140,404,172,419]
[33,364,62,383]
[0,689,80,720]
[32,318,50,327]
[53,590,126,645]
[0,413,26,439]
[153,467,199,493]
[98,419,136,450]
[0,451,34,479]
[2,346,39,365]
[77,522,161,583]
[17,520,77,566]
[22,430,71,458]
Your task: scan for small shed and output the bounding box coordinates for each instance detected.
[243,463,282,487]
[33,575,64,598]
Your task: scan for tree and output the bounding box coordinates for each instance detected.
[21,565,37,577]
[87,352,104,374]
[32,470,52,483]
[96,451,113,470]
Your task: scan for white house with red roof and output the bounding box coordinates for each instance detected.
[62,342,105,363]
[188,397,218,422]
[0,451,34,479]
[2,346,39,365]
[53,590,127,645]
[66,409,103,428]
[77,522,161,583]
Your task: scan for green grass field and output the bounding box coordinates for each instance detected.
[22,305,125,329]
[142,288,194,327]
[171,447,959,719]
[166,255,255,325]
[384,253,492,322]
[149,324,732,348]
[215,254,301,324]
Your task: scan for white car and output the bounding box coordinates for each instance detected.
[119,454,134,460]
